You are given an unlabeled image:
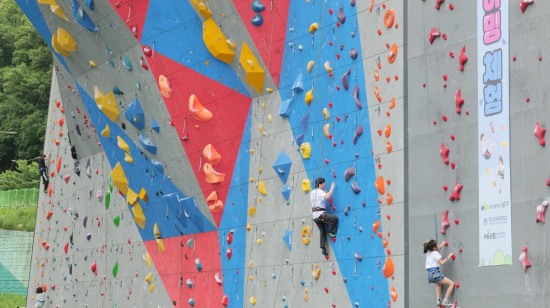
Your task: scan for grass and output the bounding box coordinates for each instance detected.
[0,293,26,308]
[0,206,36,231]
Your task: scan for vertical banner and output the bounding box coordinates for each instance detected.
[478,0,511,266]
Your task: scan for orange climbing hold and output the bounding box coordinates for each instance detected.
[159,75,172,98]
[207,191,224,212]
[56,157,62,173]
[373,220,380,233]
[204,163,225,184]
[374,70,380,81]
[189,94,213,121]
[382,237,389,248]
[375,176,386,194]
[390,286,398,302]
[382,257,394,278]
[374,86,382,102]
[384,9,395,28]
[384,124,392,138]
[203,144,221,165]
[386,193,393,205]
[389,97,396,109]
[386,141,393,153]
[388,44,398,64]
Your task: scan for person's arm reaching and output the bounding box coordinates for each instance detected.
[324,182,335,199]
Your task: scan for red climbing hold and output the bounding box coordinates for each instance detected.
[440,143,450,165]
[519,245,532,273]
[449,182,463,201]
[519,0,534,14]
[91,262,97,274]
[428,27,441,44]
[534,121,546,146]
[536,200,548,223]
[222,295,229,307]
[441,210,450,235]
[435,0,445,10]
[458,46,468,71]
[455,89,464,114]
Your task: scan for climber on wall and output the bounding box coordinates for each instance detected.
[310,177,338,256]
[424,239,455,306]
[34,286,45,307]
[34,153,50,193]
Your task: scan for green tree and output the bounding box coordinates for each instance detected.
[0,0,52,172]
[0,160,39,191]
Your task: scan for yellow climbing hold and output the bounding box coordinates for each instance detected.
[266,88,274,93]
[143,252,151,267]
[258,123,263,133]
[156,238,165,252]
[111,162,129,195]
[239,42,265,95]
[267,114,272,122]
[249,275,253,281]
[153,223,161,239]
[256,238,263,245]
[51,28,76,56]
[126,188,139,205]
[132,203,146,229]
[203,18,234,64]
[250,296,256,305]
[323,108,329,120]
[309,22,319,34]
[246,223,251,231]
[145,272,153,284]
[249,177,254,183]
[89,60,97,68]
[305,89,314,105]
[190,0,212,18]
[117,136,130,153]
[94,86,119,122]
[302,179,311,192]
[248,206,256,217]
[250,149,255,155]
[226,39,237,49]
[101,124,110,138]
[301,226,311,245]
[323,123,331,138]
[312,264,321,280]
[149,284,155,293]
[138,188,148,202]
[307,61,314,73]
[324,61,332,74]
[124,152,133,164]
[300,142,311,159]
[257,180,267,195]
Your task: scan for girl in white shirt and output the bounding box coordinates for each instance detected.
[35,286,45,307]
[424,239,455,306]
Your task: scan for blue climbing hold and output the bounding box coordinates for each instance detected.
[139,134,157,154]
[71,0,98,32]
[151,120,160,133]
[85,0,94,10]
[282,230,292,250]
[272,152,292,184]
[292,73,304,92]
[125,98,145,130]
[251,14,264,26]
[281,186,291,201]
[121,55,133,71]
[252,0,265,13]
[278,99,292,118]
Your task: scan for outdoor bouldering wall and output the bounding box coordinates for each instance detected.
[21,0,405,307]
[409,1,550,307]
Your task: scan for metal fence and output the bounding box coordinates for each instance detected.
[0,189,39,207]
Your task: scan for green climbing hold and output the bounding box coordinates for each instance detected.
[113,215,120,227]
[112,262,118,277]
[105,192,111,209]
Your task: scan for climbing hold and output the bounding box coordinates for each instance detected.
[388,44,398,64]
[251,14,264,26]
[375,176,386,195]
[455,89,464,114]
[203,144,221,165]
[312,264,321,280]
[111,163,129,194]
[226,247,232,260]
[519,0,534,14]
[353,125,364,145]
[203,18,235,63]
[428,27,441,44]
[341,69,351,91]
[300,142,311,159]
[145,272,153,284]
[441,210,450,235]
[279,99,291,118]
[374,85,382,102]
[71,0,98,31]
[112,262,118,277]
[351,181,361,194]
[113,215,120,227]
[189,94,213,122]
[382,257,394,278]
[519,245,532,273]
[344,167,356,182]
[250,296,257,305]
[309,22,319,34]
[239,42,265,94]
[257,181,267,195]
[307,61,314,73]
[302,179,311,192]
[390,286,398,302]
[190,0,212,18]
[121,55,133,71]
[384,9,395,28]
[139,134,157,154]
[534,121,546,146]
[373,220,380,233]
[458,46,468,71]
[94,86,120,121]
[349,48,358,60]
[204,163,225,184]
[101,124,110,138]
[252,0,265,12]
[323,124,332,139]
[353,85,363,110]
[91,262,97,274]
[386,193,393,205]
[273,152,292,183]
[449,182,463,201]
[195,258,203,271]
[125,98,145,130]
[159,75,172,98]
[440,143,450,165]
[337,7,346,24]
[305,89,314,105]
[536,200,548,223]
[386,141,393,153]
[324,61,333,74]
[385,124,392,138]
[142,45,153,57]
[435,0,445,10]
[206,191,224,213]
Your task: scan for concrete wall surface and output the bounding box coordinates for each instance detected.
[19,0,404,307]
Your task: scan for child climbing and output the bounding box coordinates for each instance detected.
[424,239,455,306]
[35,153,49,193]
[310,177,338,256]
[35,286,45,307]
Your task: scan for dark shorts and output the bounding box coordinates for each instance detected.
[427,267,444,283]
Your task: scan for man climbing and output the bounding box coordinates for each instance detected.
[36,153,49,192]
[310,177,338,256]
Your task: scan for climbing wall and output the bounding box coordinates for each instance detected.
[408,0,550,307]
[21,0,404,307]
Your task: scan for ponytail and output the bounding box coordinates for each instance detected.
[423,239,436,253]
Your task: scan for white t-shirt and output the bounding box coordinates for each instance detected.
[310,188,326,219]
[425,250,442,268]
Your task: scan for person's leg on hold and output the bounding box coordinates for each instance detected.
[435,283,442,305]
[324,212,339,239]
[314,217,327,255]
[439,277,455,305]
